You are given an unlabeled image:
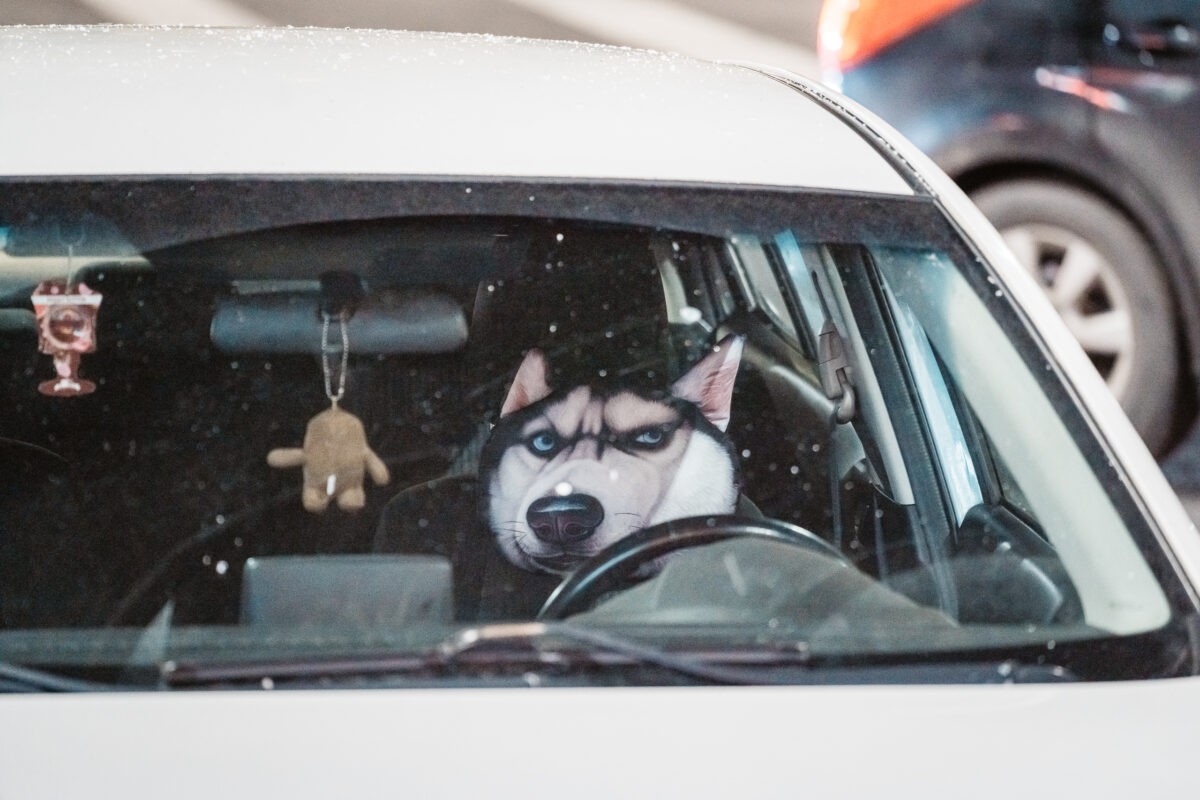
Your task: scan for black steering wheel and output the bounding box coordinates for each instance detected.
[537,515,849,620]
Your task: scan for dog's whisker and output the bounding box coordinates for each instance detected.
[619,515,646,535]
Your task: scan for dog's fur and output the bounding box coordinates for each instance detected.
[480,335,744,575]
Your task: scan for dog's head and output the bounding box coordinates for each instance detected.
[481,335,744,575]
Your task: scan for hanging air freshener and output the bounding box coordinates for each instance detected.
[31,227,103,397]
[31,279,103,397]
[267,311,390,513]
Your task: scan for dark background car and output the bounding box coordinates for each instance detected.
[818,0,1200,467]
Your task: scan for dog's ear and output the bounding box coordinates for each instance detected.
[671,334,744,432]
[500,348,553,417]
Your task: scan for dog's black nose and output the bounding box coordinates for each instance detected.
[527,494,605,545]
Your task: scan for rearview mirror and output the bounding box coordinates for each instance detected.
[210,288,468,355]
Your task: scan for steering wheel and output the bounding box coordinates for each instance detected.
[537,515,849,620]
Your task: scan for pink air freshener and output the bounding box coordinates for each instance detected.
[31,279,103,397]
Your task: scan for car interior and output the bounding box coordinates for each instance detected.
[0,201,1097,646]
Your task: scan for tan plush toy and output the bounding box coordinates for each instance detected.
[267,406,390,513]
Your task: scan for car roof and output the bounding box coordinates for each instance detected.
[0,25,912,194]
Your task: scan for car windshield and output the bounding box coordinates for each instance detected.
[0,178,1189,689]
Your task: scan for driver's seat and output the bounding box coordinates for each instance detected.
[373,475,561,621]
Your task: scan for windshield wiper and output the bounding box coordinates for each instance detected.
[0,659,119,693]
[161,622,813,688]
[159,621,1100,689]
[440,622,812,684]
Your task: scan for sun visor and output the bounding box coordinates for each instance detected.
[211,289,468,355]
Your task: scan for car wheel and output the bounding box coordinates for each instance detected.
[970,179,1179,455]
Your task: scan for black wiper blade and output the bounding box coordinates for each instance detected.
[159,624,1087,688]
[440,622,811,685]
[161,622,812,688]
[0,659,118,693]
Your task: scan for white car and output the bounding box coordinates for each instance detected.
[1,25,1198,798]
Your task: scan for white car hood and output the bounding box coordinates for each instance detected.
[3,677,1199,796]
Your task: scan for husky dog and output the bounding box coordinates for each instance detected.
[480,335,744,576]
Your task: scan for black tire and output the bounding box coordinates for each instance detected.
[970,179,1179,455]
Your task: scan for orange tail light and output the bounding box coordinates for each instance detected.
[819,0,976,73]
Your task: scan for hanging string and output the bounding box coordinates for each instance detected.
[321,311,350,407]
[55,221,86,290]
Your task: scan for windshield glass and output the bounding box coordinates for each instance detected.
[0,179,1188,689]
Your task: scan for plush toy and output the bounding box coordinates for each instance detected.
[267,406,390,513]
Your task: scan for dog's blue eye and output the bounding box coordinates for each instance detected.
[527,431,559,455]
[631,427,669,449]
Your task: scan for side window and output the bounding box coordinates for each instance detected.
[772,231,827,355]
[882,282,984,526]
[675,234,914,570]
[870,245,1168,631]
[889,310,1040,531]
[728,234,804,351]
[976,423,1040,526]
[655,234,834,533]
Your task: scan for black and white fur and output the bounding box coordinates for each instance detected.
[480,335,744,576]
